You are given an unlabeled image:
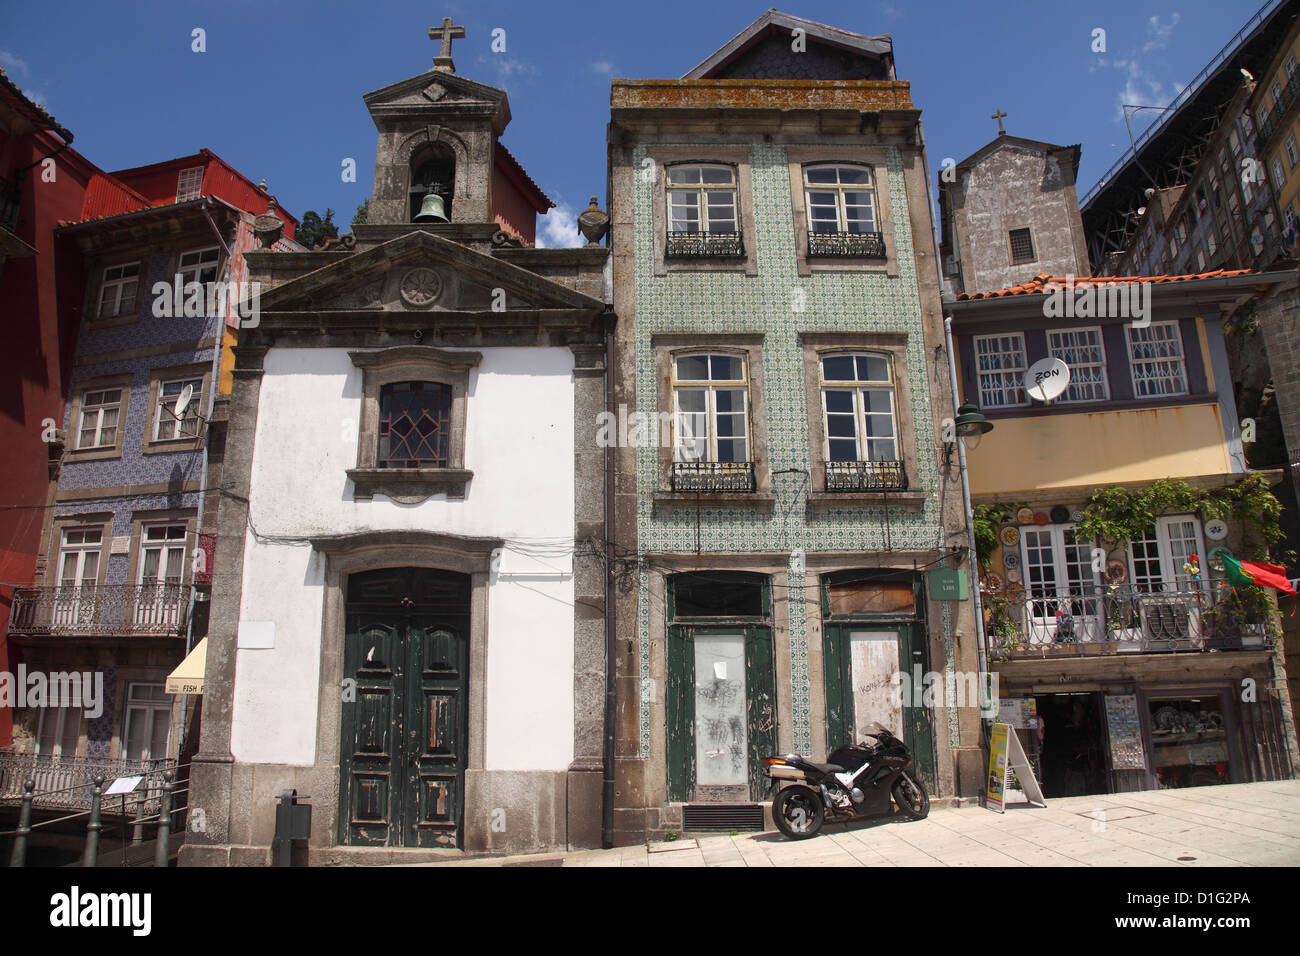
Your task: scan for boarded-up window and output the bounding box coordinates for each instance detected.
[827,577,914,616]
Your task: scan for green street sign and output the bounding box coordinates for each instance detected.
[927,568,969,601]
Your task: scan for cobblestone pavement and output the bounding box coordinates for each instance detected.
[419,780,1300,867]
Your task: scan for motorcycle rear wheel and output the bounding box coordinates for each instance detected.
[772,784,824,839]
[892,771,930,820]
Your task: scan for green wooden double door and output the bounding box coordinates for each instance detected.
[339,568,470,848]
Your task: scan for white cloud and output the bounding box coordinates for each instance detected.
[1143,14,1180,54]
[536,201,583,249]
[1114,56,1168,122]
[0,49,29,76]
[590,59,617,76]
[22,88,47,107]
[475,54,537,89]
[880,1,902,21]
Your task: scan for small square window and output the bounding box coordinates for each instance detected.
[974,333,1028,407]
[1008,228,1035,264]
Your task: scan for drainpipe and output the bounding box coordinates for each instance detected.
[601,307,618,849]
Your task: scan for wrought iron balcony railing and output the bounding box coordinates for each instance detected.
[665,230,745,258]
[8,585,189,638]
[983,586,1270,659]
[825,459,908,491]
[671,460,755,493]
[0,752,176,812]
[808,230,886,259]
[1256,70,1300,154]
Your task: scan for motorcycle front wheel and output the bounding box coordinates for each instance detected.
[892,771,930,820]
[772,784,824,839]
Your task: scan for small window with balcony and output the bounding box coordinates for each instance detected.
[378,381,452,468]
[1047,327,1109,402]
[1127,321,1187,398]
[974,333,1028,408]
[803,164,883,258]
[819,352,905,491]
[672,352,752,492]
[136,524,187,630]
[665,164,743,258]
[35,706,83,758]
[97,263,139,320]
[1008,228,1036,265]
[123,684,172,763]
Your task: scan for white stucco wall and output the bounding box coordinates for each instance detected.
[229,347,576,771]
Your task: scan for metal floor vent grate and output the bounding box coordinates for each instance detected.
[682,804,765,832]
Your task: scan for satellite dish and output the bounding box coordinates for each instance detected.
[1025,357,1070,403]
[173,383,194,419]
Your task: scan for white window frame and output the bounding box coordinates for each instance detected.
[35,706,83,758]
[177,246,220,286]
[1019,524,1104,644]
[1287,134,1300,171]
[671,352,750,464]
[96,262,140,320]
[75,388,122,449]
[818,352,898,462]
[973,332,1028,408]
[135,524,187,628]
[665,163,738,235]
[176,167,203,203]
[1047,326,1109,403]
[54,527,102,629]
[802,163,878,235]
[1126,321,1188,398]
[1127,515,1209,596]
[153,377,204,441]
[122,683,172,763]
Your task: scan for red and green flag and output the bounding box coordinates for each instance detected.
[1221,554,1297,595]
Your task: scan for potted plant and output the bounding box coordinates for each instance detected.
[1105,584,1143,647]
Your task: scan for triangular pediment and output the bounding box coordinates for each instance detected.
[258,231,603,319]
[363,70,511,132]
[684,10,892,80]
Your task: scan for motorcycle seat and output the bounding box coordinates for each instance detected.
[806,762,846,775]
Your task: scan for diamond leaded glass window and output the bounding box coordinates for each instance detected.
[378,381,452,468]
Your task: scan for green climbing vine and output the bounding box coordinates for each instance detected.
[972,501,1025,571]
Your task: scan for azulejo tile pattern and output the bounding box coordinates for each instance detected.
[633,143,942,759]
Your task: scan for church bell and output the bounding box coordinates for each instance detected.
[414,191,449,223]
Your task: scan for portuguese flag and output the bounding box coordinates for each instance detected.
[1221,554,1297,595]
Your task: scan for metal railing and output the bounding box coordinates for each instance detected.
[825,459,907,491]
[665,230,745,258]
[984,586,1270,658]
[1256,69,1300,152]
[0,753,174,811]
[8,584,189,637]
[671,460,755,493]
[807,230,886,258]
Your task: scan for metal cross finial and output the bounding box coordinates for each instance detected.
[992,108,1008,135]
[429,16,466,72]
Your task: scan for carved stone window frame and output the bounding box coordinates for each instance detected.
[648,147,758,277]
[786,148,898,278]
[348,346,482,503]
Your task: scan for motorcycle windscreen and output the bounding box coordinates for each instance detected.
[693,632,748,786]
[849,630,904,740]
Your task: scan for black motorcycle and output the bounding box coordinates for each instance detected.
[764,722,929,839]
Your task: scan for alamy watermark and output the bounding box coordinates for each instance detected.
[151,275,261,327]
[1042,275,1151,327]
[0,666,104,718]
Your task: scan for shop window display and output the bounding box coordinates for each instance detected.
[1148,695,1229,788]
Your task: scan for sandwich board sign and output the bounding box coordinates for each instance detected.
[985,722,1046,812]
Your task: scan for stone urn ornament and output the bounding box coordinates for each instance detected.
[253,198,285,249]
[577,196,609,247]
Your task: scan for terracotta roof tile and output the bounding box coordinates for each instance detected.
[956,269,1256,300]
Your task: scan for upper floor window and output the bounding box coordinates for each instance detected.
[178,247,220,286]
[1008,228,1035,264]
[1273,158,1288,191]
[154,377,203,440]
[378,381,452,468]
[1047,327,1109,402]
[665,164,742,258]
[672,353,749,464]
[1286,53,1298,80]
[139,524,187,588]
[58,528,101,589]
[1286,134,1300,170]
[123,683,172,763]
[1272,81,1285,110]
[97,263,139,319]
[974,333,1027,408]
[803,164,882,258]
[36,705,82,758]
[1127,321,1187,398]
[1228,129,1241,159]
[176,167,203,203]
[1129,516,1207,594]
[820,352,905,490]
[76,388,121,449]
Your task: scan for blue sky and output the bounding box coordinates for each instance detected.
[0,0,1267,247]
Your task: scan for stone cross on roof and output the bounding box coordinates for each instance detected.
[429,16,465,72]
[991,108,1008,136]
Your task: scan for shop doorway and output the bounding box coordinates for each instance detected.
[1034,693,1108,797]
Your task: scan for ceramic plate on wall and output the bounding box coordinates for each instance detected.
[1000,526,1020,546]
[1005,568,1022,583]
[1016,507,1035,524]
[1003,552,1020,568]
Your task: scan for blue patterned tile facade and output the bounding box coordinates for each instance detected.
[634,144,941,757]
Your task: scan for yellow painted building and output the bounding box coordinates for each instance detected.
[1250,19,1300,241]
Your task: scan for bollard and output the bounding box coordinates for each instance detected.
[154,770,174,868]
[9,779,34,868]
[132,791,147,845]
[83,775,106,868]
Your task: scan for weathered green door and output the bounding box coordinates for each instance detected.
[666,624,776,802]
[823,622,936,791]
[340,568,469,848]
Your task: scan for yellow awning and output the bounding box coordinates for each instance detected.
[166,638,207,695]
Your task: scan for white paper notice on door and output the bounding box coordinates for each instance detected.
[850,630,903,740]
[694,633,747,786]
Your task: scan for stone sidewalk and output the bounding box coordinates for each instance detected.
[419,780,1300,867]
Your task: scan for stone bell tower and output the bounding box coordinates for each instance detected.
[362,17,511,228]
